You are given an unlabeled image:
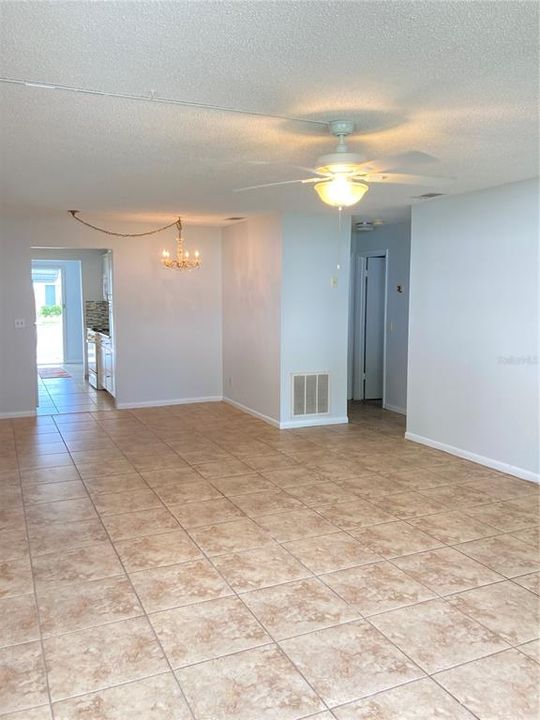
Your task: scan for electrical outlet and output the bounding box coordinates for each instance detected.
[14,319,25,329]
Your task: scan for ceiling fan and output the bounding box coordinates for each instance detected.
[234,120,450,209]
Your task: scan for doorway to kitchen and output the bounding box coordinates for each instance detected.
[350,251,387,406]
[31,249,115,414]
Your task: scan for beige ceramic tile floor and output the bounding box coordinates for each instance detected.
[36,364,115,416]
[0,399,539,719]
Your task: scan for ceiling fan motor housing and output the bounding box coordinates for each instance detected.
[316,120,366,174]
[315,151,366,175]
[328,120,355,136]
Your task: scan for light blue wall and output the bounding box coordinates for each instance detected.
[280,213,351,426]
[408,178,539,479]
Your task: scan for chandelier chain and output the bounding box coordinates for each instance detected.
[69,210,181,237]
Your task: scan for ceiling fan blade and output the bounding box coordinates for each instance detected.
[244,160,331,177]
[234,177,320,192]
[364,172,451,186]
[356,151,439,174]
[290,165,332,177]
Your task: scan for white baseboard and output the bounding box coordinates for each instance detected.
[0,410,37,419]
[404,432,539,484]
[384,403,407,415]
[116,396,223,410]
[223,397,349,430]
[279,415,349,429]
[222,397,281,428]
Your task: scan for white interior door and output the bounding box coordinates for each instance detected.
[363,255,386,399]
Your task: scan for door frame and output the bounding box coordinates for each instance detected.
[352,249,389,404]
[58,265,68,363]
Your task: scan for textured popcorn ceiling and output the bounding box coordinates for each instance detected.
[0,1,538,225]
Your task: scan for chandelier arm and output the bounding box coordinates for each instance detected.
[68,210,180,237]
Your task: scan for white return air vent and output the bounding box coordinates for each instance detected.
[292,373,330,416]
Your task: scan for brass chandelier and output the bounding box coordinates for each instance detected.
[161,218,200,271]
[68,211,201,271]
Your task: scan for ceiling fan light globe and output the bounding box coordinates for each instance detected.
[314,177,368,208]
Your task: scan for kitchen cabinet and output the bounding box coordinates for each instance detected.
[87,329,101,389]
[99,334,115,396]
[94,332,115,396]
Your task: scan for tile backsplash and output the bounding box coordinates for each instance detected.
[85,300,109,331]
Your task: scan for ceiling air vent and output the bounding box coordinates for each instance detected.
[414,193,446,199]
[292,373,329,416]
